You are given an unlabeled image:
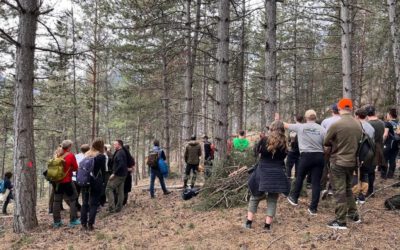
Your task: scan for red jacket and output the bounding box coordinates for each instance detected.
[60,152,78,184]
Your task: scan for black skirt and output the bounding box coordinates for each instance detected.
[248,159,289,196]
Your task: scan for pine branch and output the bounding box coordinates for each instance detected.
[0,28,20,47]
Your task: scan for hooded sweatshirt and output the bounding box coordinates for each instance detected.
[184,141,202,165]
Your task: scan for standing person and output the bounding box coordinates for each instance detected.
[285,115,303,180]
[320,104,341,198]
[2,172,13,215]
[80,138,106,231]
[366,105,386,196]
[52,140,80,228]
[324,98,362,229]
[148,140,171,198]
[100,144,113,206]
[245,121,290,230]
[285,110,326,215]
[233,130,250,152]
[355,108,375,203]
[74,144,90,212]
[183,135,202,188]
[105,140,128,213]
[383,108,400,179]
[122,145,135,206]
[203,136,214,178]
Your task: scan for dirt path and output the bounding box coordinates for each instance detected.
[1,178,400,250]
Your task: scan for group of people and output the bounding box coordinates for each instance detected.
[48,138,137,230]
[246,98,400,230]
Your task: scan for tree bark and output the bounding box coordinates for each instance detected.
[71,7,79,152]
[13,0,39,232]
[388,0,400,111]
[91,0,99,140]
[340,0,352,99]
[214,0,230,160]
[201,54,209,136]
[264,0,278,124]
[1,116,7,178]
[233,0,246,133]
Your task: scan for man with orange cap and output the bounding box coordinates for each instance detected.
[324,98,362,230]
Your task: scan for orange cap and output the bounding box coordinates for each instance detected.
[337,98,353,110]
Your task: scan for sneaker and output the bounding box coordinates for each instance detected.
[321,190,328,200]
[328,189,334,195]
[347,214,361,223]
[357,194,366,204]
[69,219,81,227]
[244,220,252,229]
[327,220,347,230]
[308,208,317,216]
[287,196,298,206]
[164,191,172,195]
[53,221,63,228]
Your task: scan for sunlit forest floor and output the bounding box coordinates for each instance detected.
[1,174,400,250]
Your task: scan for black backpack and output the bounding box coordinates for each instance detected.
[182,187,200,200]
[385,195,400,210]
[357,129,375,167]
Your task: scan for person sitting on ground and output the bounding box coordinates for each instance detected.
[52,140,80,228]
[233,130,250,152]
[245,120,290,230]
[365,105,385,196]
[284,110,326,215]
[80,138,106,231]
[324,98,362,230]
[106,140,128,213]
[183,135,202,189]
[149,139,171,198]
[2,172,13,215]
[74,144,90,212]
[355,107,375,204]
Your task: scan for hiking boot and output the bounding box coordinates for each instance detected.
[164,191,172,195]
[69,219,81,227]
[53,221,64,228]
[287,196,298,206]
[327,220,347,230]
[347,214,361,223]
[244,220,252,229]
[307,208,317,216]
[81,224,88,231]
[263,223,271,231]
[88,224,94,231]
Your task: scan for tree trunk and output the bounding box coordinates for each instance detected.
[233,0,246,133]
[292,0,299,115]
[214,0,230,160]
[13,0,39,233]
[388,0,400,111]
[201,54,209,136]
[340,0,352,99]
[264,0,278,124]
[91,0,99,140]
[71,7,79,152]
[1,116,7,178]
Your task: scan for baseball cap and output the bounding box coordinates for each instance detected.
[304,109,317,118]
[331,104,339,113]
[337,98,353,110]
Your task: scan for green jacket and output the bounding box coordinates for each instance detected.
[184,141,202,165]
[324,113,362,167]
[233,137,250,152]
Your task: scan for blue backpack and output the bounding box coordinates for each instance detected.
[0,180,4,193]
[76,157,96,187]
[158,158,169,177]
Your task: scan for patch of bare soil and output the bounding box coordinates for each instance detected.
[1,177,400,250]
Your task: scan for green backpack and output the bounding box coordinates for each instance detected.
[46,154,69,182]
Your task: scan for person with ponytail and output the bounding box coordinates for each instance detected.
[245,120,290,230]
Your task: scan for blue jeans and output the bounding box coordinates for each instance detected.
[149,169,168,197]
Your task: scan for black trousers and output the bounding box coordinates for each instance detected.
[2,191,12,214]
[383,146,399,178]
[286,151,300,179]
[291,152,324,210]
[80,187,101,226]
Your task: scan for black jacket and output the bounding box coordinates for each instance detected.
[112,149,128,177]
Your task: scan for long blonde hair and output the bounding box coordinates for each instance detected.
[85,137,105,157]
[267,120,287,154]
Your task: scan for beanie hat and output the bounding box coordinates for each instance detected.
[337,98,353,110]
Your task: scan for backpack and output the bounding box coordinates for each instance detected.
[147,150,159,169]
[76,156,96,187]
[46,153,69,182]
[0,180,5,193]
[389,120,400,142]
[158,158,169,177]
[182,187,200,200]
[123,147,135,167]
[357,130,375,167]
[385,195,400,210]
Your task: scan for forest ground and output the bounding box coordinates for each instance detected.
[1,175,400,250]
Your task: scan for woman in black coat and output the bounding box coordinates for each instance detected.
[245,120,289,230]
